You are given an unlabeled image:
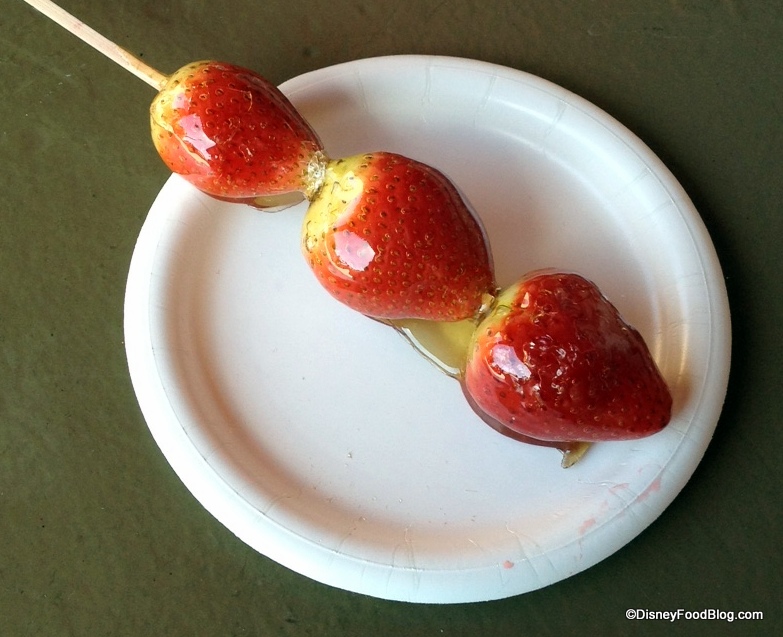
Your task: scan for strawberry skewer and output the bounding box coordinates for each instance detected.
[23,1,672,466]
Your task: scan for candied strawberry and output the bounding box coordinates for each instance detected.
[463,271,672,442]
[150,61,325,203]
[301,152,496,321]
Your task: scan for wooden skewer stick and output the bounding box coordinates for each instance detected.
[22,0,168,90]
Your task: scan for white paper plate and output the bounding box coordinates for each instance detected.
[124,56,731,603]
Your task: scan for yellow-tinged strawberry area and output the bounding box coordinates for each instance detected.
[149,63,212,170]
[302,157,370,277]
[305,156,367,232]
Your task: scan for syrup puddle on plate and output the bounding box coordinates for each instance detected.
[382,316,591,468]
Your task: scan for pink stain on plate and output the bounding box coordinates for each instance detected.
[637,476,662,502]
[578,517,597,535]
[608,482,630,495]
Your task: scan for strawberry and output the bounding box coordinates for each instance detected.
[150,61,326,207]
[463,270,672,443]
[301,152,496,321]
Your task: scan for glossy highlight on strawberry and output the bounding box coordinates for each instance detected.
[150,61,325,205]
[464,271,672,443]
[301,152,496,321]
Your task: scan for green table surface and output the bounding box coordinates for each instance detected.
[2,1,781,635]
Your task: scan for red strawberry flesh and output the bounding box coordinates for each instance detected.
[464,271,672,442]
[150,61,325,201]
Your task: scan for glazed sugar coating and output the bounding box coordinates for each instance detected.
[151,61,324,200]
[302,152,496,321]
[464,271,672,442]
